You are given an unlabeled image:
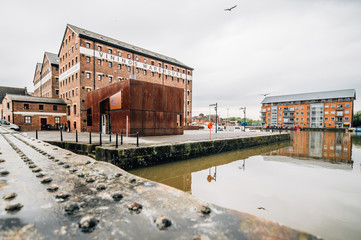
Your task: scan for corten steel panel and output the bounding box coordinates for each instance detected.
[154,85,165,111]
[130,82,143,110]
[143,111,155,129]
[86,81,130,133]
[143,83,154,111]
[131,110,143,129]
[155,112,165,128]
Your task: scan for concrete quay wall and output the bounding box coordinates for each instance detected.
[49,133,290,170]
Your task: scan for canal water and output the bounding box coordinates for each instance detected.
[130,131,361,240]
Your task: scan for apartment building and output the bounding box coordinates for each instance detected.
[33,52,59,98]
[58,24,193,132]
[260,89,356,128]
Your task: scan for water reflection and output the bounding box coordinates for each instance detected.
[130,142,289,193]
[270,131,352,163]
[130,131,361,240]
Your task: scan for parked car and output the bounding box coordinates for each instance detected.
[0,120,20,131]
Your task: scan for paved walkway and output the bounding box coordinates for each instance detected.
[23,129,285,147]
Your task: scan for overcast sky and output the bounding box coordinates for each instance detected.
[1,0,360,119]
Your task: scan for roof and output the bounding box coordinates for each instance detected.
[65,24,193,70]
[261,89,356,104]
[0,86,27,103]
[44,52,59,65]
[36,63,42,72]
[5,94,66,105]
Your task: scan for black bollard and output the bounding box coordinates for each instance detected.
[109,132,112,143]
[76,130,78,142]
[89,131,92,144]
[116,133,118,148]
[136,132,139,147]
[121,131,123,145]
[36,130,38,140]
[60,129,63,142]
[100,133,102,146]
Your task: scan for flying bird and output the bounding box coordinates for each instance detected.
[225,5,237,11]
[259,93,271,97]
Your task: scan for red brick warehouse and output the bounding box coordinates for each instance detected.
[58,24,193,133]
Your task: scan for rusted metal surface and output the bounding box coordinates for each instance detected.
[0,128,319,239]
[86,80,184,136]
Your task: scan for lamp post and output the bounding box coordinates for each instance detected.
[239,107,246,132]
[209,103,218,133]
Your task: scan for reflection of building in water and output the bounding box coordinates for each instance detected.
[272,131,352,163]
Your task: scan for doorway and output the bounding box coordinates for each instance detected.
[41,118,47,130]
[101,114,109,134]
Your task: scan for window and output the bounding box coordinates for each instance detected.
[24,116,31,123]
[74,105,77,114]
[331,104,335,108]
[86,72,91,79]
[136,56,139,61]
[108,49,112,54]
[331,111,335,114]
[39,105,44,110]
[331,117,335,121]
[98,59,101,65]
[325,105,329,108]
[54,117,60,124]
[118,51,122,56]
[136,68,139,74]
[345,103,350,108]
[118,64,121,69]
[108,62,112,68]
[87,108,92,126]
[325,117,328,121]
[143,70,147,75]
[56,90,59,95]
[24,104,29,110]
[325,111,329,114]
[345,110,350,114]
[127,66,131,72]
[345,117,349,121]
[307,106,310,110]
[301,106,304,110]
[53,105,57,111]
[98,46,102,51]
[109,76,112,82]
[76,88,78,96]
[98,74,102,81]
[144,59,147,63]
[75,43,78,49]
[127,54,131,59]
[86,56,90,62]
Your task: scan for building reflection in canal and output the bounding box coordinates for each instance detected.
[269,131,352,164]
[130,142,289,193]
[130,131,361,240]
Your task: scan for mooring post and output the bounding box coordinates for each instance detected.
[76,130,78,142]
[115,133,118,148]
[100,133,102,146]
[136,132,139,147]
[60,129,63,142]
[89,131,92,144]
[36,130,38,140]
[121,131,123,145]
[109,131,112,143]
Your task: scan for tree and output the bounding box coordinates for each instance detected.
[353,111,361,127]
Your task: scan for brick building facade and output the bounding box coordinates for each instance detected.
[261,89,356,128]
[0,86,28,120]
[58,24,193,132]
[33,52,59,98]
[2,94,66,131]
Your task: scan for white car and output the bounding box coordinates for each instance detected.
[0,120,20,131]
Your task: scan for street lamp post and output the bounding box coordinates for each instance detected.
[209,103,218,133]
[239,107,246,132]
